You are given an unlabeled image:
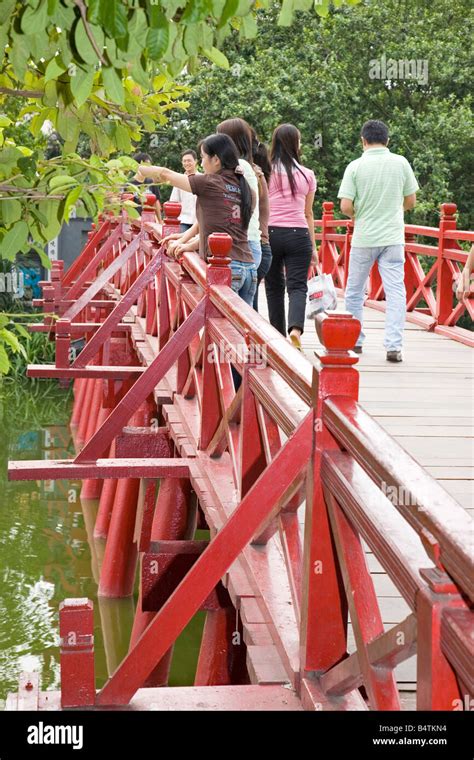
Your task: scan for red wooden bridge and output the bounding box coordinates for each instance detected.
[6,197,473,711]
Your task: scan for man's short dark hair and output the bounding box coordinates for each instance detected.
[361,120,389,145]
[133,151,152,162]
[181,149,197,159]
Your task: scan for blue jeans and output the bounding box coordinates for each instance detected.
[179,223,193,233]
[230,260,257,307]
[253,242,273,311]
[345,245,406,351]
[248,239,262,269]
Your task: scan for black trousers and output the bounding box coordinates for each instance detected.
[265,226,313,336]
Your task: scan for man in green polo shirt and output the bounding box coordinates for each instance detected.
[338,120,419,362]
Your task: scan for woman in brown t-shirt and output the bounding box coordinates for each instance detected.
[135,133,258,307]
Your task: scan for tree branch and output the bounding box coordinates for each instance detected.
[0,87,43,98]
[74,0,108,67]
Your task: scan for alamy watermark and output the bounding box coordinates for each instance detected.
[27,722,83,750]
[369,53,429,85]
[0,268,24,297]
[381,481,423,509]
[207,340,268,369]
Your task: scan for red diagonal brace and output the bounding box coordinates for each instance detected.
[73,249,163,368]
[63,219,110,288]
[63,232,141,322]
[65,224,122,303]
[75,298,206,462]
[96,411,313,705]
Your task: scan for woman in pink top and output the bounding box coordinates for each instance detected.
[265,124,318,350]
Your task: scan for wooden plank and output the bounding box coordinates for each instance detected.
[246,645,291,685]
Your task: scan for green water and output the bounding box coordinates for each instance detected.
[0,380,204,704]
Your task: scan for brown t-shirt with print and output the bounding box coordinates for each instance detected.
[188,170,255,263]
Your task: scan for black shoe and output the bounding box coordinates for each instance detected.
[386,350,403,363]
[352,345,363,354]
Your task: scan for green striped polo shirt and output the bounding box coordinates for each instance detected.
[337,147,419,247]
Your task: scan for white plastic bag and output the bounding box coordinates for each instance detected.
[306,273,337,318]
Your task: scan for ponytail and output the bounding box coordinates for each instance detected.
[237,173,252,229]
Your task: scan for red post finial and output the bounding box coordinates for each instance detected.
[144,193,156,210]
[162,201,182,238]
[315,311,361,366]
[163,201,181,221]
[322,201,334,215]
[207,233,232,267]
[440,203,457,220]
[206,233,232,287]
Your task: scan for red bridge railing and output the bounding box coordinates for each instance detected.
[6,197,473,711]
[316,201,474,346]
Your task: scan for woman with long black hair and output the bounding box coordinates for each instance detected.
[216,118,262,271]
[135,133,257,305]
[265,123,318,350]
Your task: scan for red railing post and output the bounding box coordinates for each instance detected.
[436,203,458,325]
[141,193,158,225]
[199,233,232,450]
[321,201,334,275]
[59,598,95,707]
[162,201,182,238]
[416,568,466,710]
[300,311,361,676]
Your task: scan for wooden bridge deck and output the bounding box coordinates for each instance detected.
[257,289,473,693]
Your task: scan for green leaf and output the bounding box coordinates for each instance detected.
[47,0,58,14]
[56,109,81,142]
[147,18,170,60]
[203,46,229,69]
[30,207,49,226]
[42,80,57,107]
[0,327,21,353]
[218,0,239,26]
[74,19,105,65]
[115,124,132,153]
[0,315,9,330]
[80,190,98,218]
[314,0,330,16]
[86,0,102,25]
[183,24,199,56]
[102,66,125,105]
[103,0,128,40]
[241,13,257,38]
[13,323,31,341]
[30,243,52,269]
[0,199,22,225]
[44,55,66,83]
[128,8,148,47]
[21,0,48,34]
[0,0,16,25]
[9,33,30,80]
[70,66,95,108]
[49,174,78,191]
[0,344,10,374]
[278,0,294,26]
[63,186,82,222]
[130,61,150,90]
[37,200,62,242]
[0,221,29,261]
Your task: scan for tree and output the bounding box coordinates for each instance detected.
[0,0,361,373]
[147,0,473,229]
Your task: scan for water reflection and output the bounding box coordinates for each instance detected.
[0,381,204,703]
[0,382,107,701]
